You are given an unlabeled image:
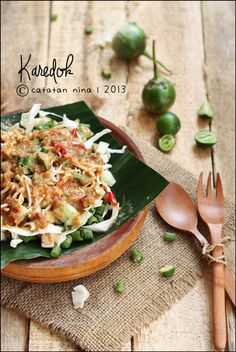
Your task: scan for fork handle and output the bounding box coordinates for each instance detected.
[209,224,226,351]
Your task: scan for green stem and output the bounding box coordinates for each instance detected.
[143,49,172,74]
[152,40,158,80]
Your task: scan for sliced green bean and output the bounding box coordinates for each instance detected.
[50,245,62,258]
[61,235,73,249]
[81,228,94,240]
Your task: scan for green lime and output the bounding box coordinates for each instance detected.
[160,265,175,277]
[158,134,175,152]
[194,130,217,147]
[142,77,176,114]
[156,112,181,136]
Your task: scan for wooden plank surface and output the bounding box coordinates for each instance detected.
[1,1,235,351]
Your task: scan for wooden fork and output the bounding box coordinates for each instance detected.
[197,172,226,351]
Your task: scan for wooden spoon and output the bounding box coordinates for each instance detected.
[155,182,235,306]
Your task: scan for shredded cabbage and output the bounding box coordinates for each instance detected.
[62,114,78,128]
[84,129,111,149]
[83,205,119,232]
[2,224,62,237]
[20,104,41,133]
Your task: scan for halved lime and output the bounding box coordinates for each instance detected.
[156,112,181,136]
[160,265,176,277]
[158,134,175,152]
[194,130,217,147]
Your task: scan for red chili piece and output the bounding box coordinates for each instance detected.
[54,143,67,157]
[104,192,118,205]
[72,128,78,138]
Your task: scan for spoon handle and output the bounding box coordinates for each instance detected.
[192,228,235,307]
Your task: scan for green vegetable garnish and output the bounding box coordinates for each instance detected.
[87,216,98,225]
[142,41,176,114]
[95,214,103,222]
[163,232,176,242]
[81,228,94,240]
[102,69,112,79]
[198,100,214,119]
[156,112,180,136]
[115,282,125,293]
[130,248,144,263]
[41,147,49,153]
[19,156,35,173]
[61,235,73,249]
[50,14,58,22]
[95,205,106,216]
[160,265,175,277]
[112,23,171,74]
[50,245,61,258]
[74,173,90,185]
[84,26,93,35]
[38,152,51,170]
[194,130,217,147]
[158,134,175,152]
[71,230,84,242]
[35,119,57,130]
[33,139,41,152]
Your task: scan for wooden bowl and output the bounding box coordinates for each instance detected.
[1,118,148,283]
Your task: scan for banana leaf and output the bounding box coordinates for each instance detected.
[1,101,169,268]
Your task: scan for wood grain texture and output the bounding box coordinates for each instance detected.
[1,1,50,112]
[1,307,29,352]
[202,2,235,351]
[1,1,235,351]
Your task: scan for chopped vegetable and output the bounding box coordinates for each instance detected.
[156,113,181,136]
[84,26,93,35]
[38,152,51,170]
[87,216,98,225]
[81,228,94,240]
[102,69,112,79]
[50,14,58,22]
[74,173,90,186]
[53,202,80,226]
[33,138,41,152]
[130,248,144,263]
[19,156,35,173]
[35,119,57,130]
[61,234,73,248]
[83,205,119,232]
[160,265,175,277]
[96,141,109,154]
[115,282,125,293]
[95,205,106,216]
[104,192,117,205]
[194,130,217,147]
[50,245,62,258]
[84,128,111,149]
[198,100,214,118]
[163,232,176,242]
[71,285,90,309]
[158,135,175,152]
[71,230,84,241]
[101,170,116,187]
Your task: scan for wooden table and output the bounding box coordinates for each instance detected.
[1,1,235,351]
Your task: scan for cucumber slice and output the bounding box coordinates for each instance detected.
[194,130,217,147]
[160,265,175,277]
[158,134,175,152]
